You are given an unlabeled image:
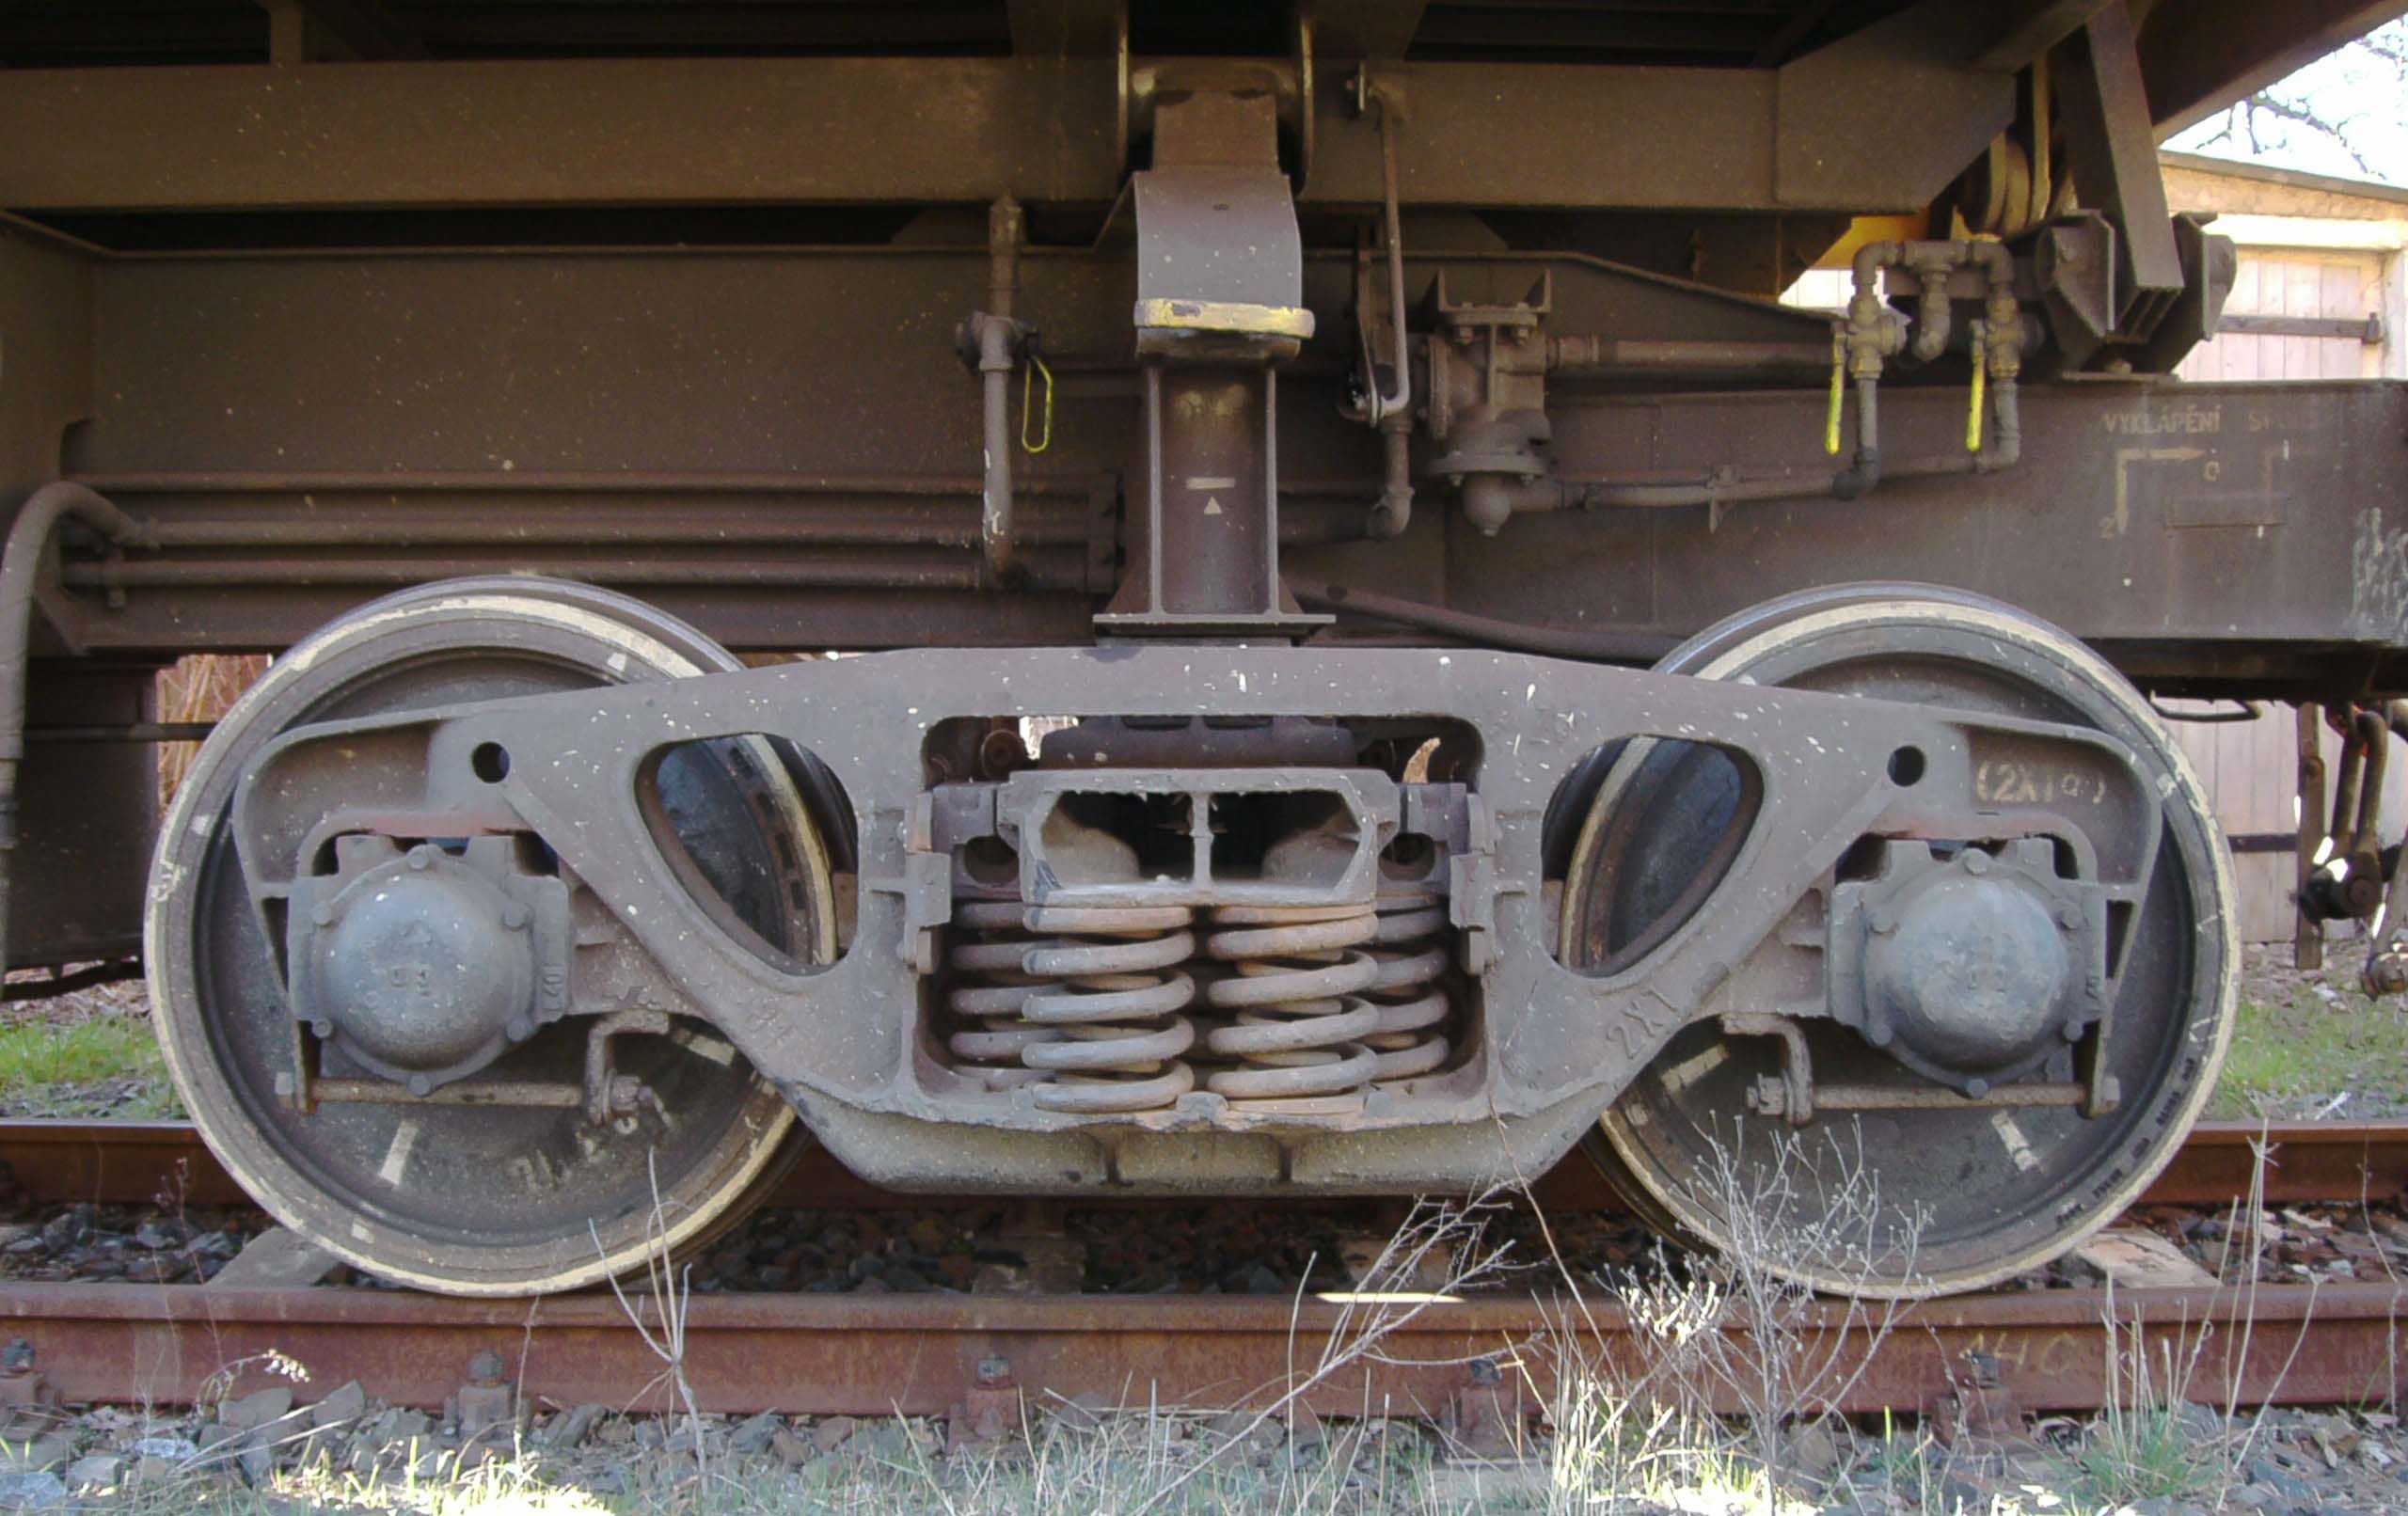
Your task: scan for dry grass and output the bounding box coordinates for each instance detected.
[154,655,267,808]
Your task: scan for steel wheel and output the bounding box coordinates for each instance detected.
[148,577,837,1296]
[1560,584,2238,1297]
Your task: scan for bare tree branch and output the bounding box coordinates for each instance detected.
[2185,21,2407,181]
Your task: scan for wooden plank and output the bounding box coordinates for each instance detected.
[2073,1227,2218,1287]
[2285,258,2322,380]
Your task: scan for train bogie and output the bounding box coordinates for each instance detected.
[0,1,2384,1298]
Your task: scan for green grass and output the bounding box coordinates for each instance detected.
[2207,985,2408,1120]
[2061,1401,2218,1513]
[0,1013,182,1119]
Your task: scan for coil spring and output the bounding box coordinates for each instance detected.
[1362,891,1452,1082]
[945,901,1054,1089]
[947,902,1199,1113]
[1200,904,1384,1114]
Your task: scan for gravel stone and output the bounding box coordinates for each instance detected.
[0,1470,66,1509]
[729,1413,782,1456]
[544,1404,610,1449]
[0,1436,71,1474]
[768,1428,813,1468]
[61,1454,120,1490]
[218,1386,293,1430]
[310,1380,367,1428]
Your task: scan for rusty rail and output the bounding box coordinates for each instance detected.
[2,1278,2400,1418]
[3,1119,2405,1418]
[4,1118,2401,1212]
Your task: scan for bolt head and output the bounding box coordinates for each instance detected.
[406,1073,433,1098]
[1961,850,1990,876]
[1869,908,1897,934]
[504,1017,533,1042]
[407,846,434,871]
[1,1339,33,1373]
[500,903,531,930]
[1466,1357,1501,1385]
[2056,905,2081,929]
[467,1349,506,1383]
[311,903,336,927]
[974,1355,1012,1386]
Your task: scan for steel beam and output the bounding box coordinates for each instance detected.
[1974,0,2113,72]
[0,54,2003,214]
[257,0,425,64]
[1314,1,1428,58]
[2142,0,2408,137]
[2055,2,2185,318]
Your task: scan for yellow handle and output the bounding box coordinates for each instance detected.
[1021,352,1054,455]
[1825,328,1845,456]
[1966,324,1986,453]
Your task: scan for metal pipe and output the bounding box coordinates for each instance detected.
[74,469,1097,497]
[2347,707,2389,876]
[0,482,153,977]
[62,551,1090,593]
[1803,1081,2088,1113]
[1830,375,1882,499]
[309,1079,583,1109]
[135,512,1094,551]
[1291,582,1671,663]
[1473,374,2019,517]
[1369,413,1415,538]
[1358,85,1413,429]
[1544,338,1834,378]
[978,197,1027,587]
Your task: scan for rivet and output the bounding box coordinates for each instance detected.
[501,903,531,930]
[311,903,336,927]
[1962,850,1989,876]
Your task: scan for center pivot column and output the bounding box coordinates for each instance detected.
[1097,79,1326,640]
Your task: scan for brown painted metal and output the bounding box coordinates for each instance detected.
[3,1278,2400,1417]
[2141,0,2408,136]
[0,45,2009,216]
[9,229,2395,688]
[7,1119,2402,1213]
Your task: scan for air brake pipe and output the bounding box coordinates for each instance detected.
[0,482,154,976]
[1441,372,2020,519]
[1293,582,1671,663]
[1360,78,1416,537]
[973,197,1028,587]
[1834,239,2021,500]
